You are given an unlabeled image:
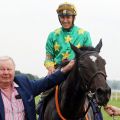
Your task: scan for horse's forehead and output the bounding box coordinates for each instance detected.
[89,55,97,63]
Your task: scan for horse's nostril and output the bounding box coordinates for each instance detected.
[97,87,111,95]
[96,88,104,95]
[96,87,111,106]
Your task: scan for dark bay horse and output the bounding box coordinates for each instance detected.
[43,40,111,120]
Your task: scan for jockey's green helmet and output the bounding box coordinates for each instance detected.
[56,2,77,16]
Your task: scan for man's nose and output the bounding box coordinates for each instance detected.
[62,17,69,21]
[3,69,9,74]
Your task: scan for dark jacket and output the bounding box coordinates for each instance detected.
[0,70,65,120]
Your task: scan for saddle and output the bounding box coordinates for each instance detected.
[36,87,55,120]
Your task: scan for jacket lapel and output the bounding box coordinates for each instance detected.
[0,93,5,120]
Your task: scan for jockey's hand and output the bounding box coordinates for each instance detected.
[47,66,55,75]
[61,60,75,74]
[104,105,120,116]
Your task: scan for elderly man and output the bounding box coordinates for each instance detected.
[0,56,74,120]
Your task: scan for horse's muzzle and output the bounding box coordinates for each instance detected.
[95,86,111,106]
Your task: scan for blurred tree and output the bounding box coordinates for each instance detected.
[15,70,39,80]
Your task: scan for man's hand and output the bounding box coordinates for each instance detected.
[61,60,75,74]
[104,105,120,116]
[47,66,55,75]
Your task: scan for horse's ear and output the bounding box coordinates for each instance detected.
[95,39,102,53]
[70,43,83,56]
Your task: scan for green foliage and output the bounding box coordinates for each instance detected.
[15,70,39,80]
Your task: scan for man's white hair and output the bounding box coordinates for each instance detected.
[0,56,15,66]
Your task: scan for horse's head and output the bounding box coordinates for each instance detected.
[70,39,111,106]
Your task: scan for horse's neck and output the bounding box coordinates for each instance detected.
[60,69,86,118]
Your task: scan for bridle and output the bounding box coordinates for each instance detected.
[77,51,107,91]
[77,51,107,120]
[88,71,107,90]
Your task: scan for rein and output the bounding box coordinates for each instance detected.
[87,91,103,120]
[55,85,66,120]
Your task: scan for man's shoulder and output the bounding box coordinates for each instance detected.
[74,26,87,31]
[74,26,90,35]
[14,74,28,82]
[49,27,62,35]
[14,74,33,88]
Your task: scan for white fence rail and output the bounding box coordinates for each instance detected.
[111,90,120,100]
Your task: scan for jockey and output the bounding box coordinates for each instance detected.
[37,2,92,117]
[44,2,92,75]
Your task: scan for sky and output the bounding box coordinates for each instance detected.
[0,0,120,80]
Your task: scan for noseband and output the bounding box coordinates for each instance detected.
[88,71,107,89]
[78,51,106,120]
